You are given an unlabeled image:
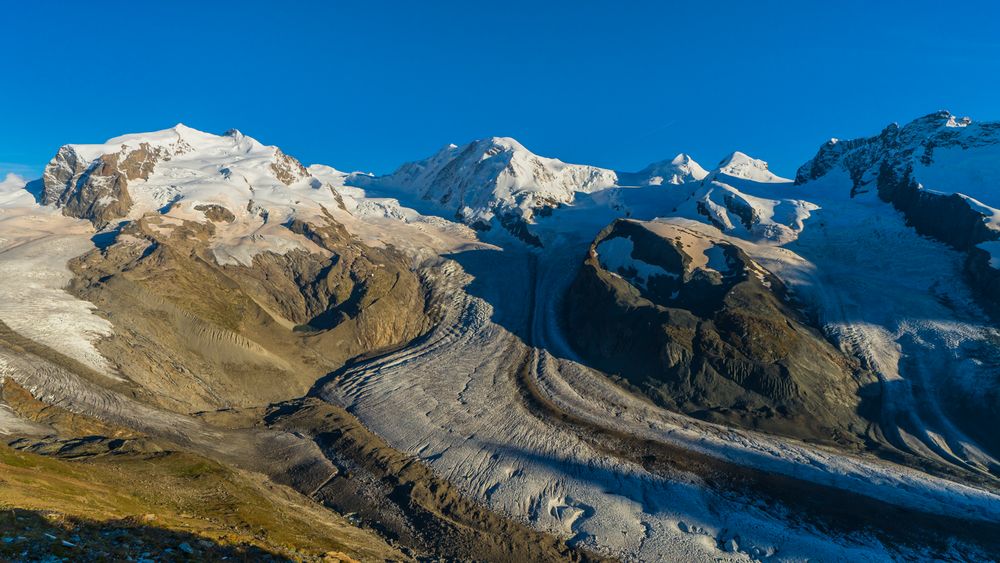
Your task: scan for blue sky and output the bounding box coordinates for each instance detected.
[2,1,999,178]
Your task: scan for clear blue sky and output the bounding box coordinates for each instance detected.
[3,1,999,178]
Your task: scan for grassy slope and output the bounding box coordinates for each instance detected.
[0,444,404,562]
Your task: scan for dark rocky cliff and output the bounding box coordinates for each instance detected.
[563,219,874,445]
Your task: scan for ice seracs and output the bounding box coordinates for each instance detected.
[636,150,814,244]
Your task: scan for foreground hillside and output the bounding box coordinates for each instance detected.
[0,444,397,562]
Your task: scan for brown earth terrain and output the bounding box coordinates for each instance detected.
[563,219,875,446]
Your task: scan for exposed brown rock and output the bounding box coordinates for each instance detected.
[271,148,309,185]
[66,213,429,413]
[42,142,168,228]
[563,219,874,444]
[266,398,609,563]
[194,204,236,223]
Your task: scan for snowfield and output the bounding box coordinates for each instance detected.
[0,174,115,376]
[369,136,619,224]
[595,236,676,288]
[616,153,709,186]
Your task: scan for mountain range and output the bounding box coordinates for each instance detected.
[1,111,999,561]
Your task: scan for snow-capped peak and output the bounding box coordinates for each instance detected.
[477,136,527,153]
[36,124,351,263]
[372,136,618,226]
[62,123,265,165]
[711,151,789,183]
[794,111,996,191]
[621,153,709,186]
[115,122,204,146]
[671,153,697,166]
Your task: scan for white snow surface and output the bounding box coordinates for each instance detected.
[913,139,1000,235]
[320,146,1000,560]
[529,157,1000,487]
[667,176,817,244]
[618,153,709,186]
[54,124,341,265]
[799,111,1000,235]
[710,151,789,183]
[0,174,115,376]
[323,225,1000,562]
[595,236,674,289]
[0,128,486,381]
[370,136,619,224]
[47,125,484,265]
[901,114,1000,208]
[916,143,1000,205]
[547,151,1000,480]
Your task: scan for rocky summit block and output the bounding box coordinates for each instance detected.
[563,218,875,445]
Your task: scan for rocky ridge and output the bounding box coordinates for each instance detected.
[3,114,1000,560]
[796,110,1000,315]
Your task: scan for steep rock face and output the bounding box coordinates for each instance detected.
[874,161,997,250]
[795,111,1000,314]
[794,111,999,242]
[42,142,167,228]
[372,136,618,241]
[795,125,902,195]
[966,247,1000,319]
[39,125,316,230]
[270,147,310,185]
[563,219,872,443]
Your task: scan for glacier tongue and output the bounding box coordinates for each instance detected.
[0,174,116,376]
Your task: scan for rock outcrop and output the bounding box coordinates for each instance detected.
[564,219,873,444]
[42,142,168,228]
[796,110,1000,316]
[795,110,998,250]
[270,147,310,185]
[28,125,435,413]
